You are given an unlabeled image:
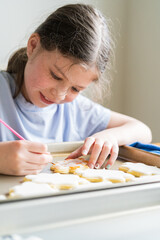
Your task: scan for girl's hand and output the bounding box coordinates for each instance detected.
[67,110,152,169]
[67,134,119,169]
[0,140,53,176]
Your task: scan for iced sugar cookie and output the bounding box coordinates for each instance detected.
[119,162,160,177]
[50,158,89,174]
[24,173,89,190]
[133,174,160,182]
[76,180,113,190]
[74,169,135,183]
[8,182,58,198]
[0,194,7,200]
[0,235,44,240]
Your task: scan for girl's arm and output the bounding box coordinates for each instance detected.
[68,111,152,169]
[101,111,152,145]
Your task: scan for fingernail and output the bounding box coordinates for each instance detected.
[89,164,94,169]
[106,164,111,169]
[82,150,88,155]
[95,163,99,169]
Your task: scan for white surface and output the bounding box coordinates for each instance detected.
[1,181,160,239]
[20,206,160,240]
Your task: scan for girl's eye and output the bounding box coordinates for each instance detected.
[72,87,79,93]
[50,70,79,93]
[50,70,62,81]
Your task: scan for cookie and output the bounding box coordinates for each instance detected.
[24,172,89,190]
[133,174,160,182]
[119,162,160,177]
[0,194,7,200]
[8,181,57,198]
[0,235,44,240]
[50,157,89,174]
[76,180,113,190]
[74,168,135,183]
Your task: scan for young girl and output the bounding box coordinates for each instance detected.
[0,4,152,176]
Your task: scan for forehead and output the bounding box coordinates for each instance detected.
[42,49,99,82]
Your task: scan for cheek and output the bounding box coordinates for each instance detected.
[25,62,48,90]
[25,72,48,91]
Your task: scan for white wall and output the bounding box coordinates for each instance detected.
[0,0,159,141]
[0,0,73,67]
[124,0,160,142]
[0,0,126,111]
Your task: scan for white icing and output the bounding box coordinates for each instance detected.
[134,175,160,182]
[25,173,88,188]
[76,181,112,190]
[51,158,88,171]
[78,178,90,184]
[120,162,160,175]
[0,194,7,200]
[25,173,60,183]
[123,172,135,181]
[25,237,44,240]
[53,165,69,172]
[74,169,134,182]
[9,182,57,198]
[1,235,44,240]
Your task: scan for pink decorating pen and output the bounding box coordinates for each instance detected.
[0,118,25,140]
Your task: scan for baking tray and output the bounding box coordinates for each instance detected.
[1,141,160,201]
[0,141,125,197]
[1,142,160,238]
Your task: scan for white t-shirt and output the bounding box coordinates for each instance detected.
[0,71,111,143]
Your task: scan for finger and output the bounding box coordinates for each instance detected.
[88,139,103,168]
[26,152,53,165]
[95,141,112,168]
[25,161,48,170]
[66,146,83,159]
[12,162,46,176]
[66,137,95,159]
[81,137,95,155]
[105,145,119,169]
[25,141,49,154]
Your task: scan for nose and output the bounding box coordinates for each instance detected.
[56,92,66,101]
[51,88,68,101]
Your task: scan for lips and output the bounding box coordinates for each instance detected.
[40,92,54,105]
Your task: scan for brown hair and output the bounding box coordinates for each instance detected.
[7,4,113,99]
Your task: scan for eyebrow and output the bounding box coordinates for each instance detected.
[53,64,86,89]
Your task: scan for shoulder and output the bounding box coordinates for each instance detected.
[65,94,111,138]
[0,71,12,82]
[72,94,110,114]
[0,71,16,96]
[66,94,111,122]
[71,94,95,110]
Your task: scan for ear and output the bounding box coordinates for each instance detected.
[27,33,41,58]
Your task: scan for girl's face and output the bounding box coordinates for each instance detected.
[22,34,98,108]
